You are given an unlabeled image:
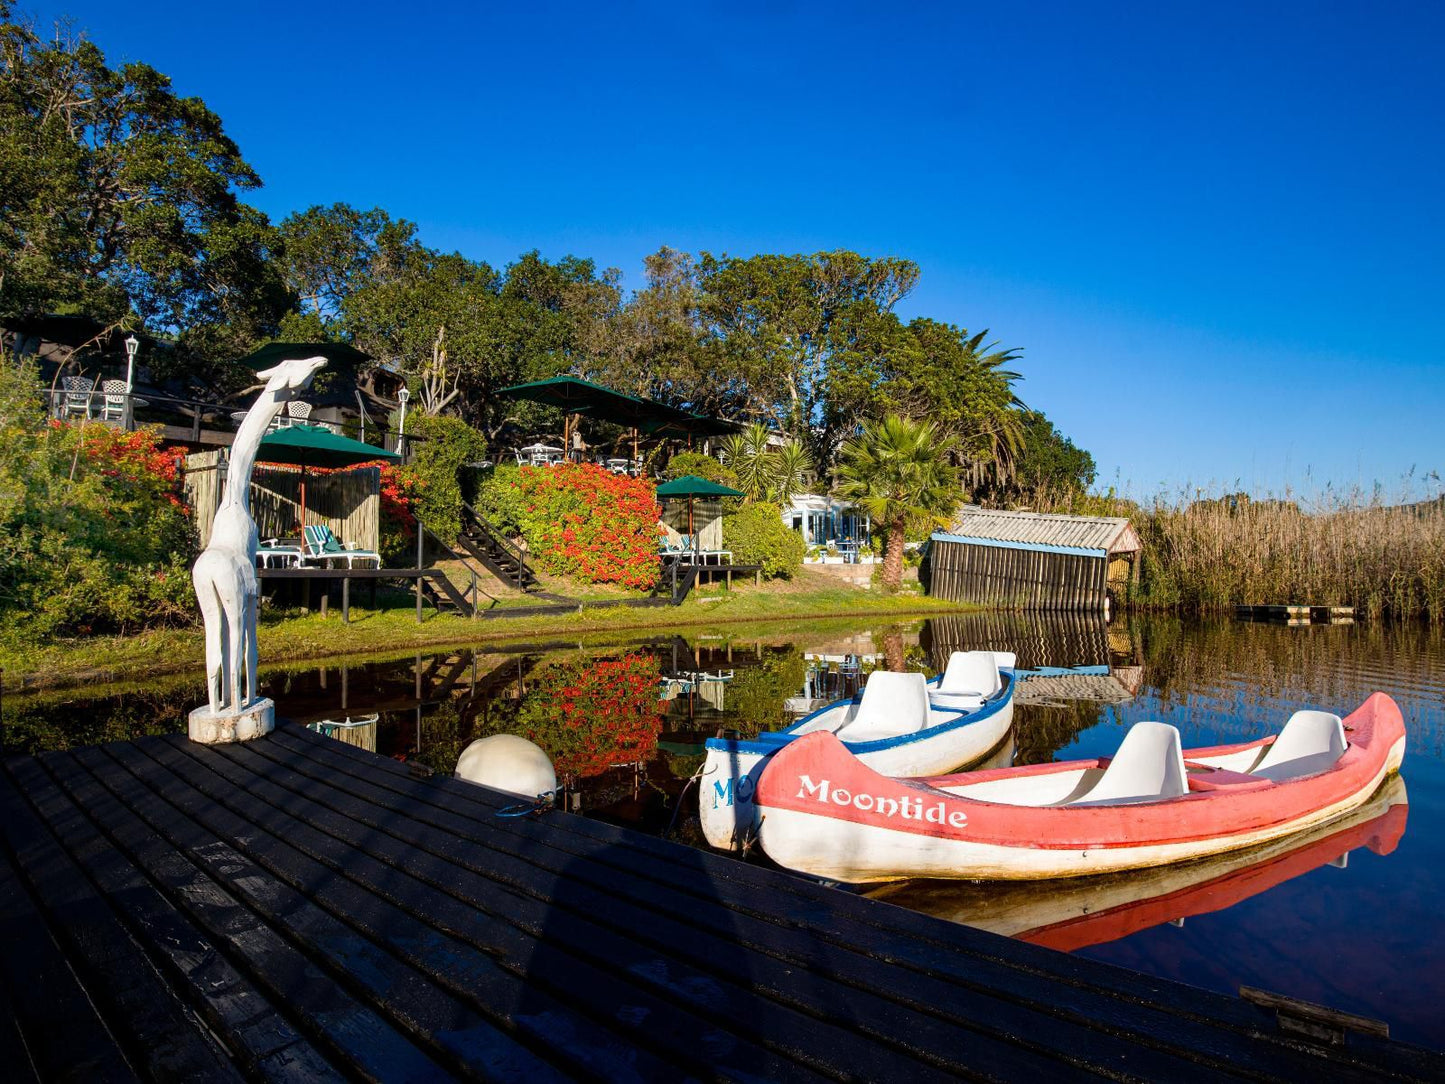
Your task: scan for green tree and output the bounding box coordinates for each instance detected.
[695,250,919,463]
[878,319,1027,493]
[1006,410,1096,502]
[0,7,286,371]
[834,414,959,590]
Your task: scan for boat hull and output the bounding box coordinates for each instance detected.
[865,774,1408,947]
[699,675,1015,850]
[754,692,1406,883]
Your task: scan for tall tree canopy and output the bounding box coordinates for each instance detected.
[0,11,1090,492]
[0,5,285,364]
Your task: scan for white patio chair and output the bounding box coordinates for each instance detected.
[61,376,95,419]
[288,401,313,425]
[100,380,128,423]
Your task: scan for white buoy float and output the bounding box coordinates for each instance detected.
[454,734,557,799]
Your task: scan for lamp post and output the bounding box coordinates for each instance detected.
[397,387,410,457]
[123,334,140,428]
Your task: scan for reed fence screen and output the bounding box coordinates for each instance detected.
[184,450,381,552]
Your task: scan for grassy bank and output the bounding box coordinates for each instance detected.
[0,571,966,693]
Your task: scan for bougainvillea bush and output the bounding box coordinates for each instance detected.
[481,463,661,590]
[0,363,195,639]
[512,653,664,778]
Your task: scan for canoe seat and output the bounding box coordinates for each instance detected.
[1251,710,1347,782]
[836,671,931,743]
[1070,721,1188,806]
[935,650,1001,697]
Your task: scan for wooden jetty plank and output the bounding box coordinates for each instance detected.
[237,736,1224,1081]
[3,757,345,1084]
[255,728,1412,1082]
[0,822,140,1083]
[181,737,1115,1082]
[0,979,40,1084]
[5,725,1440,1082]
[119,740,826,1084]
[63,743,584,1084]
[0,766,248,1084]
[35,748,468,1084]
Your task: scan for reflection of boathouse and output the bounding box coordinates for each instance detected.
[922,507,1141,611]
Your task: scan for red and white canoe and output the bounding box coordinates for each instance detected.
[754,692,1407,884]
[865,773,1408,949]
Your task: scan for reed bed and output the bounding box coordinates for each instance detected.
[1013,484,1445,622]
[1130,491,1445,622]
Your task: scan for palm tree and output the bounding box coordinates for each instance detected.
[721,421,813,504]
[835,414,960,590]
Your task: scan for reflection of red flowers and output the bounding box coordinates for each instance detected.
[519,653,663,778]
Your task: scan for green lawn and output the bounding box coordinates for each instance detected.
[1,571,967,693]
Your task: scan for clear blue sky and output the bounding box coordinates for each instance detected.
[36,1,1445,499]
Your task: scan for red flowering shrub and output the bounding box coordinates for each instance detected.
[514,653,663,778]
[60,420,188,513]
[487,463,661,590]
[4,416,195,638]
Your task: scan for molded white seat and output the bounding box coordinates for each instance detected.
[936,650,1002,696]
[1071,721,1187,806]
[1251,710,1347,782]
[836,671,932,742]
[991,651,1017,672]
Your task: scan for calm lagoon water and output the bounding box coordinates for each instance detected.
[8,613,1443,1047]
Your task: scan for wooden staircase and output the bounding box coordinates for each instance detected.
[458,502,539,591]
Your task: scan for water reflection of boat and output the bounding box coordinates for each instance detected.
[866,774,1407,949]
[754,693,1406,883]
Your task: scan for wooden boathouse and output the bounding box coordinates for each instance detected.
[3,723,1439,1081]
[922,507,1141,611]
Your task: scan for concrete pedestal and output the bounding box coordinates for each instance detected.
[189,698,275,744]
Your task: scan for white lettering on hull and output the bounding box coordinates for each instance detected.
[794,775,968,828]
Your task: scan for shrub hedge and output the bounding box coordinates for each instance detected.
[400,414,488,544]
[480,462,661,590]
[0,361,196,640]
[721,501,805,579]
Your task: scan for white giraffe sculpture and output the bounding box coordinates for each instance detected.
[189,356,326,743]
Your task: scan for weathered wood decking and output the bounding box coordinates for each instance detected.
[1,725,1438,1082]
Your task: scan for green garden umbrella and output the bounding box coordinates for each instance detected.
[655,475,744,558]
[257,424,398,528]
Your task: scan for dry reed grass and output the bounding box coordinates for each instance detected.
[1134,491,1445,621]
[1013,485,1445,622]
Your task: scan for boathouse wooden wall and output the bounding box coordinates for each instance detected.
[924,539,1109,611]
[184,450,380,552]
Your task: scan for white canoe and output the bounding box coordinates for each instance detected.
[700,651,1016,851]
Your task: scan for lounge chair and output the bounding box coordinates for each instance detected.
[301,524,381,568]
[256,538,304,568]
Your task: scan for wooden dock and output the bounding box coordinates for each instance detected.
[1236,605,1356,626]
[2,725,1438,1082]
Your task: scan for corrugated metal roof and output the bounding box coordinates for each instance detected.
[940,506,1141,554]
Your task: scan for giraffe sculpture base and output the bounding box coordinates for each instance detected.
[188,698,275,744]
